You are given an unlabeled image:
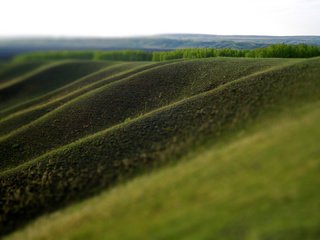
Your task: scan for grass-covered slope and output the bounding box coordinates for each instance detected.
[6,102,320,240]
[0,62,45,86]
[0,62,156,136]
[0,61,108,110]
[1,57,319,236]
[0,58,291,170]
[0,61,155,118]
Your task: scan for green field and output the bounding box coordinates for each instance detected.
[0,56,319,239]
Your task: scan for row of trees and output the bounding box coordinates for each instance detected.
[13,51,95,62]
[153,44,320,61]
[14,50,152,62]
[94,50,152,61]
[14,44,320,62]
[246,44,320,58]
[152,48,249,61]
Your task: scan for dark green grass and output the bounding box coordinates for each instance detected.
[1,57,319,235]
[0,61,182,136]
[0,61,108,110]
[0,62,5,68]
[0,61,118,117]
[0,62,62,91]
[0,61,175,120]
[0,62,45,86]
[0,58,291,170]
[0,62,155,135]
[6,102,320,240]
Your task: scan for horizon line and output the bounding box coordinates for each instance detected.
[1,33,320,40]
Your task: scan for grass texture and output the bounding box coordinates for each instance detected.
[0,57,319,238]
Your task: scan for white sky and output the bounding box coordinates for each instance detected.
[0,0,319,37]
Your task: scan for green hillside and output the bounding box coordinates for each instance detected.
[0,62,45,86]
[0,62,157,135]
[1,56,319,239]
[0,61,109,109]
[0,58,292,169]
[6,99,320,240]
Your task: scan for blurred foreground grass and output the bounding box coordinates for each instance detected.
[7,102,320,240]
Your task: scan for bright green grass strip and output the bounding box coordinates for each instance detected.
[6,100,320,240]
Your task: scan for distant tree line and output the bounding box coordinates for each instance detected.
[94,50,152,61]
[13,44,320,62]
[13,51,95,62]
[152,48,248,61]
[246,44,320,58]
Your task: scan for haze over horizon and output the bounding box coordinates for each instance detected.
[1,0,320,38]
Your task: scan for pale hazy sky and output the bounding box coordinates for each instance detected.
[1,0,319,37]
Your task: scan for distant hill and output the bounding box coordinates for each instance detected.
[1,34,320,59]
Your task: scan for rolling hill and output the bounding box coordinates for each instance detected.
[0,56,319,239]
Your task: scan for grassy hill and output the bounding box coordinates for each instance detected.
[0,62,45,86]
[0,56,319,238]
[0,62,158,135]
[6,98,320,240]
[0,61,110,110]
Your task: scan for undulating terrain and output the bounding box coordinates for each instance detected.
[0,56,319,239]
